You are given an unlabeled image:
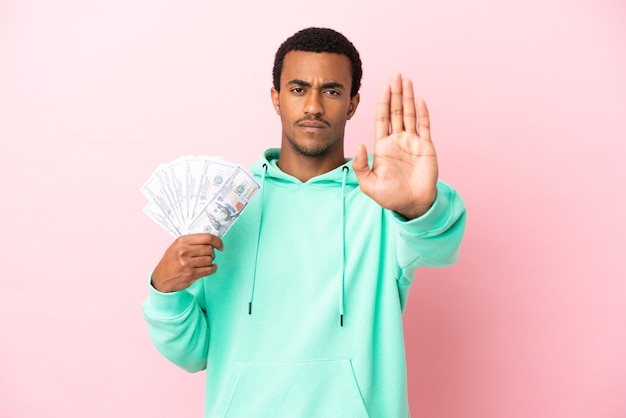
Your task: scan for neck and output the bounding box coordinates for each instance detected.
[277,151,346,182]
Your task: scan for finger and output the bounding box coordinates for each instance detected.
[191,242,215,260]
[190,255,215,268]
[417,99,432,142]
[208,234,224,251]
[187,243,217,261]
[375,84,391,140]
[402,78,417,135]
[184,233,225,251]
[195,264,218,278]
[389,72,404,134]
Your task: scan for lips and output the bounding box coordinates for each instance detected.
[297,120,329,130]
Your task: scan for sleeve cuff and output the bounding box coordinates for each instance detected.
[391,181,454,234]
[146,277,195,316]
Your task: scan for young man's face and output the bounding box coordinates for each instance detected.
[271,51,360,158]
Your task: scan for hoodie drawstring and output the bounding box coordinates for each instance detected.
[247,162,348,328]
[248,163,267,315]
[339,166,348,327]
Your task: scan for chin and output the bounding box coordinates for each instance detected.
[289,138,335,158]
[296,146,329,157]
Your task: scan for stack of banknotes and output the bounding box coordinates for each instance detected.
[142,155,260,237]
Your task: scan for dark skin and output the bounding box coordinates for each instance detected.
[151,233,223,293]
[270,51,359,181]
[151,51,438,293]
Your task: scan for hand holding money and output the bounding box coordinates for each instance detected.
[151,234,224,293]
[142,155,260,292]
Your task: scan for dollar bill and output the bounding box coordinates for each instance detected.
[143,201,182,237]
[187,166,261,236]
[189,157,237,222]
[142,155,260,237]
[141,163,185,229]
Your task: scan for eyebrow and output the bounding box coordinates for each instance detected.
[287,79,345,90]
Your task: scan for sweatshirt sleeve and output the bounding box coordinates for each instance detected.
[392,180,467,286]
[142,277,209,373]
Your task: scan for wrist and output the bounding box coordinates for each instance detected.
[150,274,170,293]
[396,201,434,220]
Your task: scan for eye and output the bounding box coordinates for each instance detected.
[290,87,305,95]
[324,89,340,96]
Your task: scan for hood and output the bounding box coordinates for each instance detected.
[250,148,361,187]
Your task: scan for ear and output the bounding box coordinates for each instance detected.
[271,87,280,115]
[347,93,360,120]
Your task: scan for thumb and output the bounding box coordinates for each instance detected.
[352,144,370,176]
[352,144,373,190]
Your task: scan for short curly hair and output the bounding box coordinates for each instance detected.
[272,27,362,98]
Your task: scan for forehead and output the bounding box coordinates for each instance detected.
[280,51,352,87]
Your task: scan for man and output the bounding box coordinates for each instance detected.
[143,27,466,417]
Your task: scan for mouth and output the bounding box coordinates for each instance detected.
[297,120,329,132]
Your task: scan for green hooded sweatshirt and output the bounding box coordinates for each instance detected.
[143,148,466,417]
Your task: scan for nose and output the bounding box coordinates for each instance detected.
[304,90,323,117]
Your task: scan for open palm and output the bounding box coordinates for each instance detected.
[353,72,439,219]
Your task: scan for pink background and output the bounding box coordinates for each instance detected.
[1,0,625,417]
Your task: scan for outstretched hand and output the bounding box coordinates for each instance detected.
[353,72,438,219]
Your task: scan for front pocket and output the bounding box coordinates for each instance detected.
[215,359,370,418]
